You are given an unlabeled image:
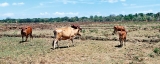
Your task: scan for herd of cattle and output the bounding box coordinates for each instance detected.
[19,24,127,50]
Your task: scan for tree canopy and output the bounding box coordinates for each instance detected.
[0,12,160,23]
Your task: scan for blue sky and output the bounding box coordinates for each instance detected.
[0,0,160,19]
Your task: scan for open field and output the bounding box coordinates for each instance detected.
[0,22,160,64]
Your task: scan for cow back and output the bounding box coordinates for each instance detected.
[21,26,32,36]
[114,26,125,31]
[118,31,127,38]
[55,27,79,38]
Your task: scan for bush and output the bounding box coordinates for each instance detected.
[153,48,160,55]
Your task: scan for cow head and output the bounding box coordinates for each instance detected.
[19,27,28,35]
[112,26,125,35]
[77,27,82,36]
[112,26,117,35]
[71,24,82,36]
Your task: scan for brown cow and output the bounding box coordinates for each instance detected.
[112,25,126,35]
[118,31,127,47]
[52,26,82,49]
[20,26,33,42]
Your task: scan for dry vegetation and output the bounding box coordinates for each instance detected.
[0,22,160,64]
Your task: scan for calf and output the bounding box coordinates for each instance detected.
[112,25,126,35]
[20,26,33,42]
[118,31,127,47]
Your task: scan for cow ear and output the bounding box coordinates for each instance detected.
[19,27,22,29]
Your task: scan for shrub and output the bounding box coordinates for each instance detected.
[153,48,160,55]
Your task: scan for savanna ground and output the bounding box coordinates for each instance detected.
[0,22,160,64]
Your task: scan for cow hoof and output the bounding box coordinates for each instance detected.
[115,45,123,48]
[51,48,55,50]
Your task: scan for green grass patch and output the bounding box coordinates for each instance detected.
[153,47,160,55]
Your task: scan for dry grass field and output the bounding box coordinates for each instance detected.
[0,22,160,64]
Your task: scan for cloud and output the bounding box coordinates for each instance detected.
[127,4,160,8]
[143,10,153,13]
[101,0,118,3]
[54,0,77,4]
[0,2,9,7]
[53,0,95,4]
[46,0,125,5]
[122,3,136,6]
[12,2,24,5]
[2,13,14,17]
[40,12,50,15]
[142,10,153,13]
[53,12,79,16]
[120,0,126,2]
[134,10,153,14]
[40,12,79,16]
[122,3,127,6]
[39,2,53,6]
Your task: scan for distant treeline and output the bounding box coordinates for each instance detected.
[0,12,160,23]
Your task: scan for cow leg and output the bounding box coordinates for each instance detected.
[22,35,24,41]
[52,39,58,49]
[124,37,126,46]
[56,41,59,48]
[70,38,74,47]
[67,40,70,48]
[25,35,28,42]
[119,38,121,45]
[30,33,33,40]
[119,38,123,47]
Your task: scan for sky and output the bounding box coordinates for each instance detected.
[0,0,160,19]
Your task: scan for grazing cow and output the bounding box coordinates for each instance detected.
[118,31,127,47]
[20,26,33,42]
[112,25,126,35]
[52,26,82,49]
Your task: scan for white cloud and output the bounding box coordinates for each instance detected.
[108,0,118,3]
[120,0,126,2]
[126,4,160,9]
[143,10,153,13]
[12,2,24,5]
[40,12,50,15]
[39,2,53,6]
[2,13,14,17]
[122,3,136,6]
[134,10,153,14]
[55,0,77,4]
[53,0,95,4]
[53,12,79,16]
[122,3,127,6]
[0,2,9,7]
[52,0,125,4]
[101,0,118,3]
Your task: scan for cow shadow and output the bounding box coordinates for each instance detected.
[19,41,27,43]
[115,45,122,48]
[51,45,75,50]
